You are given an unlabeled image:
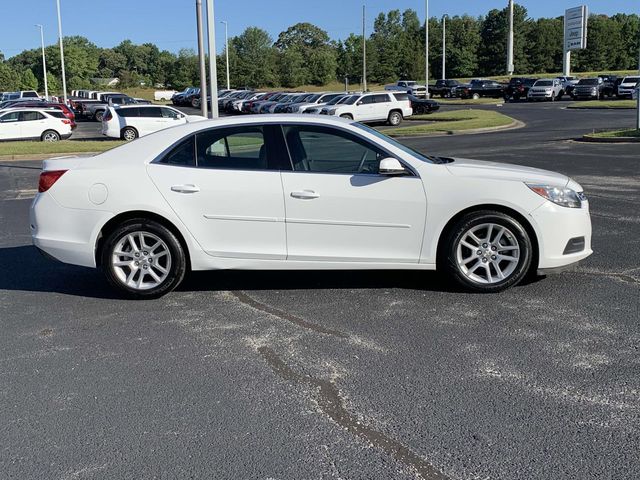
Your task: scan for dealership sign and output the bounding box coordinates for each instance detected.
[564,6,588,50]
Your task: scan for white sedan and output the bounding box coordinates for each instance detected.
[30,115,592,298]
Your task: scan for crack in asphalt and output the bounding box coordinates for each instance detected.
[231,291,349,338]
[575,270,640,286]
[258,346,450,480]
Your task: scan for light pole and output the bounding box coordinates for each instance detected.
[221,20,230,91]
[425,0,429,97]
[441,15,447,80]
[507,0,514,76]
[55,0,67,104]
[362,5,367,92]
[206,0,218,118]
[35,24,49,100]
[195,0,208,117]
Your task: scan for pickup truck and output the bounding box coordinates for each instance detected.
[385,81,427,98]
[454,79,506,99]
[75,94,151,121]
[429,79,461,98]
[503,77,538,101]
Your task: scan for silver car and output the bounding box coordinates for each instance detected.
[527,79,563,101]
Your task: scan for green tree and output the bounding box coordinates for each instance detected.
[572,15,622,71]
[275,23,336,85]
[231,27,277,88]
[445,15,481,78]
[525,17,563,73]
[20,69,38,90]
[0,63,20,90]
[46,72,60,93]
[477,5,531,76]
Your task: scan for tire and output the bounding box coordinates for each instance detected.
[440,210,533,293]
[191,97,200,108]
[387,110,403,126]
[472,93,480,100]
[121,127,138,142]
[339,113,353,120]
[94,110,105,122]
[41,130,60,142]
[101,219,187,299]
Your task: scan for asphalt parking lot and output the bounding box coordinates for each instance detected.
[1,102,638,479]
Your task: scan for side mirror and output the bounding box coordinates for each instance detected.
[356,101,363,106]
[379,158,407,175]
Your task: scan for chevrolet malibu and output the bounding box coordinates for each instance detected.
[30,115,592,298]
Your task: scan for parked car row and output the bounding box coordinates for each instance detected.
[210,89,422,125]
[424,74,637,102]
[69,90,152,121]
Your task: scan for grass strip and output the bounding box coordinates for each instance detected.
[387,109,515,136]
[0,140,124,156]
[567,100,636,109]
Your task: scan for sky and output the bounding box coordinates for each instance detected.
[1,0,638,58]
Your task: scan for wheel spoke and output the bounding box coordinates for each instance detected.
[484,264,493,283]
[498,245,519,252]
[136,271,145,289]
[495,263,506,279]
[127,234,140,252]
[113,260,133,267]
[468,231,482,245]
[126,267,138,284]
[462,255,477,265]
[468,261,482,274]
[498,254,518,262]
[113,250,134,258]
[461,240,477,250]
[485,224,494,242]
[154,251,168,259]
[493,227,506,245]
[153,264,168,274]
[138,232,147,249]
[148,268,161,282]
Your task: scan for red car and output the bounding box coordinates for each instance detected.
[4,101,75,121]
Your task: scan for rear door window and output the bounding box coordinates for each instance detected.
[118,108,140,117]
[19,111,44,121]
[139,107,163,118]
[195,126,268,170]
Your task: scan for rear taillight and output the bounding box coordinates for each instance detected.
[61,119,71,124]
[103,110,112,121]
[38,170,67,193]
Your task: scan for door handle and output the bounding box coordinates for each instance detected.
[290,190,319,199]
[171,184,200,194]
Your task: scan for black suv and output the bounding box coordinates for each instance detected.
[504,78,538,101]
[429,79,460,98]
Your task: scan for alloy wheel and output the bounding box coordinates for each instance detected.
[111,231,172,291]
[455,223,520,284]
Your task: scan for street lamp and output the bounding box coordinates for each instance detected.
[55,0,67,104]
[425,0,429,97]
[441,15,447,80]
[507,0,514,76]
[35,24,49,100]
[206,0,218,118]
[221,20,230,90]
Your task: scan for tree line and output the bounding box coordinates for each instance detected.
[1,5,638,93]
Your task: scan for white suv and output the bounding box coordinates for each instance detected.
[617,77,640,99]
[320,92,412,125]
[0,108,72,141]
[101,105,205,141]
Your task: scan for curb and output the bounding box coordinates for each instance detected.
[579,135,640,144]
[389,119,525,139]
[0,152,99,161]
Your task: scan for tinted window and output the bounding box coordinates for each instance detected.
[23,91,38,98]
[283,125,385,174]
[578,79,598,85]
[160,136,195,166]
[19,111,44,121]
[118,108,140,117]
[196,126,267,170]
[373,94,390,103]
[139,107,162,118]
[536,80,553,86]
[161,107,180,119]
[359,95,375,105]
[393,93,409,101]
[47,111,66,118]
[0,112,19,122]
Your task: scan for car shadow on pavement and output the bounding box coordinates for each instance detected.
[0,245,542,298]
[0,245,121,299]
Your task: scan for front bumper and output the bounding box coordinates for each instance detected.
[530,200,592,270]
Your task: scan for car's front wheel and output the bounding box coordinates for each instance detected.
[101,219,186,299]
[441,210,533,292]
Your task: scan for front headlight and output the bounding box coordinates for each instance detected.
[526,183,583,208]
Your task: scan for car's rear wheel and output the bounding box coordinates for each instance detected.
[41,130,60,142]
[441,210,532,292]
[94,110,105,122]
[472,93,480,100]
[387,110,403,126]
[101,219,186,299]
[339,113,353,120]
[121,127,138,142]
[191,98,200,108]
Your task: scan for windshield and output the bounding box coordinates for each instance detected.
[326,95,346,105]
[353,123,433,164]
[578,79,598,85]
[305,94,322,102]
[342,95,360,105]
[623,77,640,83]
[535,80,553,86]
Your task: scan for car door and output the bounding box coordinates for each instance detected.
[0,111,21,140]
[279,124,426,263]
[137,106,164,136]
[372,94,392,121]
[19,111,47,139]
[147,124,288,260]
[160,107,186,129]
[354,95,376,121]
